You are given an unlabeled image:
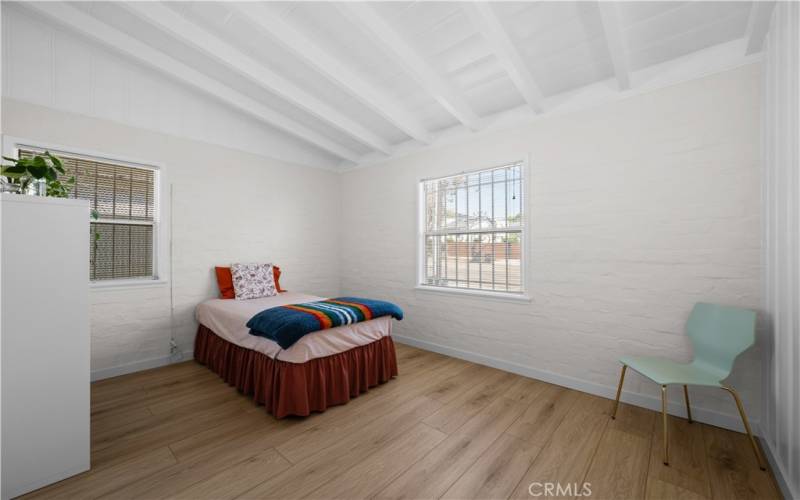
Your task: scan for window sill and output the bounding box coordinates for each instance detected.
[90,278,168,291]
[414,285,532,303]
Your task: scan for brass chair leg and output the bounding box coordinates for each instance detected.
[661,385,669,466]
[611,365,627,419]
[722,385,767,471]
[683,385,693,423]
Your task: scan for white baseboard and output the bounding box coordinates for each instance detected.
[760,435,798,500]
[393,334,754,434]
[91,350,194,382]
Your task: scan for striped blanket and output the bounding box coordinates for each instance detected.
[246,297,404,349]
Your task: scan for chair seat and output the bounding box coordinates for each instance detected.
[619,355,723,386]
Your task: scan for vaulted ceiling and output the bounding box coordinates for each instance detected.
[19,1,773,170]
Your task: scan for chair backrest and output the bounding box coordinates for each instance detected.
[687,302,756,378]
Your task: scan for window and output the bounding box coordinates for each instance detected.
[19,149,158,281]
[420,161,525,294]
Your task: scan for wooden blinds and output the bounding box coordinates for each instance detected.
[19,149,156,281]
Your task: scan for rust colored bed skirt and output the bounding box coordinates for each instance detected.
[194,325,398,418]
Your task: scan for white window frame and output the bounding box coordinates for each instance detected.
[1,135,169,289]
[415,157,532,303]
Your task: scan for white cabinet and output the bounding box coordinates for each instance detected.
[1,193,90,499]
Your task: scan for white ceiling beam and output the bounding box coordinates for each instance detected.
[19,2,361,163]
[123,2,394,156]
[233,3,433,145]
[464,3,545,113]
[352,37,759,169]
[744,1,776,55]
[339,3,482,131]
[597,2,631,91]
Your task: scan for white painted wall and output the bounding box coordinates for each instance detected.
[1,99,342,379]
[341,64,763,431]
[760,2,800,499]
[0,3,338,170]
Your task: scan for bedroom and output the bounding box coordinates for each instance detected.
[0,1,798,499]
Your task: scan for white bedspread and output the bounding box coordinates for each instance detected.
[195,292,392,364]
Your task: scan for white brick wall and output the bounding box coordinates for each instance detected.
[1,99,342,378]
[340,64,763,428]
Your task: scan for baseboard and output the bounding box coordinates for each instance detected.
[91,350,194,381]
[4,460,89,499]
[393,334,754,434]
[759,432,798,500]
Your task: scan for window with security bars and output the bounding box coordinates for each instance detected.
[19,149,157,281]
[420,162,524,293]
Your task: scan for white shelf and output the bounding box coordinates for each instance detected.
[1,193,90,499]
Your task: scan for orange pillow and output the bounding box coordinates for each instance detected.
[273,266,285,293]
[215,265,285,299]
[215,267,235,299]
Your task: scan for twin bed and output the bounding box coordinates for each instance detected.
[194,291,399,418]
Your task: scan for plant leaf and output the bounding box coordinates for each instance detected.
[46,152,65,173]
[2,165,26,175]
[28,164,48,178]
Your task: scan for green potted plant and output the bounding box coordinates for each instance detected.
[1,151,75,197]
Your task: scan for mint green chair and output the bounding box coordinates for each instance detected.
[611,302,765,470]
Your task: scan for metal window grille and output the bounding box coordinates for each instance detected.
[421,161,524,293]
[19,149,156,281]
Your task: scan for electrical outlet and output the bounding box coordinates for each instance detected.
[169,338,183,363]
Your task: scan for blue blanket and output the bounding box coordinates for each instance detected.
[247,297,403,349]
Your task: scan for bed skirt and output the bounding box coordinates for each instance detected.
[193,324,398,418]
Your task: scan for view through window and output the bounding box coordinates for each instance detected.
[420,161,524,293]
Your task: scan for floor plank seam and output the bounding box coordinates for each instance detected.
[579,408,612,494]
[641,413,656,498]
[274,447,294,466]
[503,390,584,499]
[699,421,716,499]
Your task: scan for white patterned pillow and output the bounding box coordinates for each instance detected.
[230,263,277,300]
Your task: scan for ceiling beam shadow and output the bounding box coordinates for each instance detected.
[123,2,394,155]
[234,3,433,145]
[464,3,546,113]
[744,1,776,55]
[339,2,483,132]
[598,2,632,91]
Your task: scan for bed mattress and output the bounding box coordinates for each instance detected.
[195,292,392,364]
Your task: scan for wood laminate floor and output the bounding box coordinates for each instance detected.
[25,343,781,499]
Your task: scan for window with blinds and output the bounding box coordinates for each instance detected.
[19,149,157,281]
[420,161,525,294]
